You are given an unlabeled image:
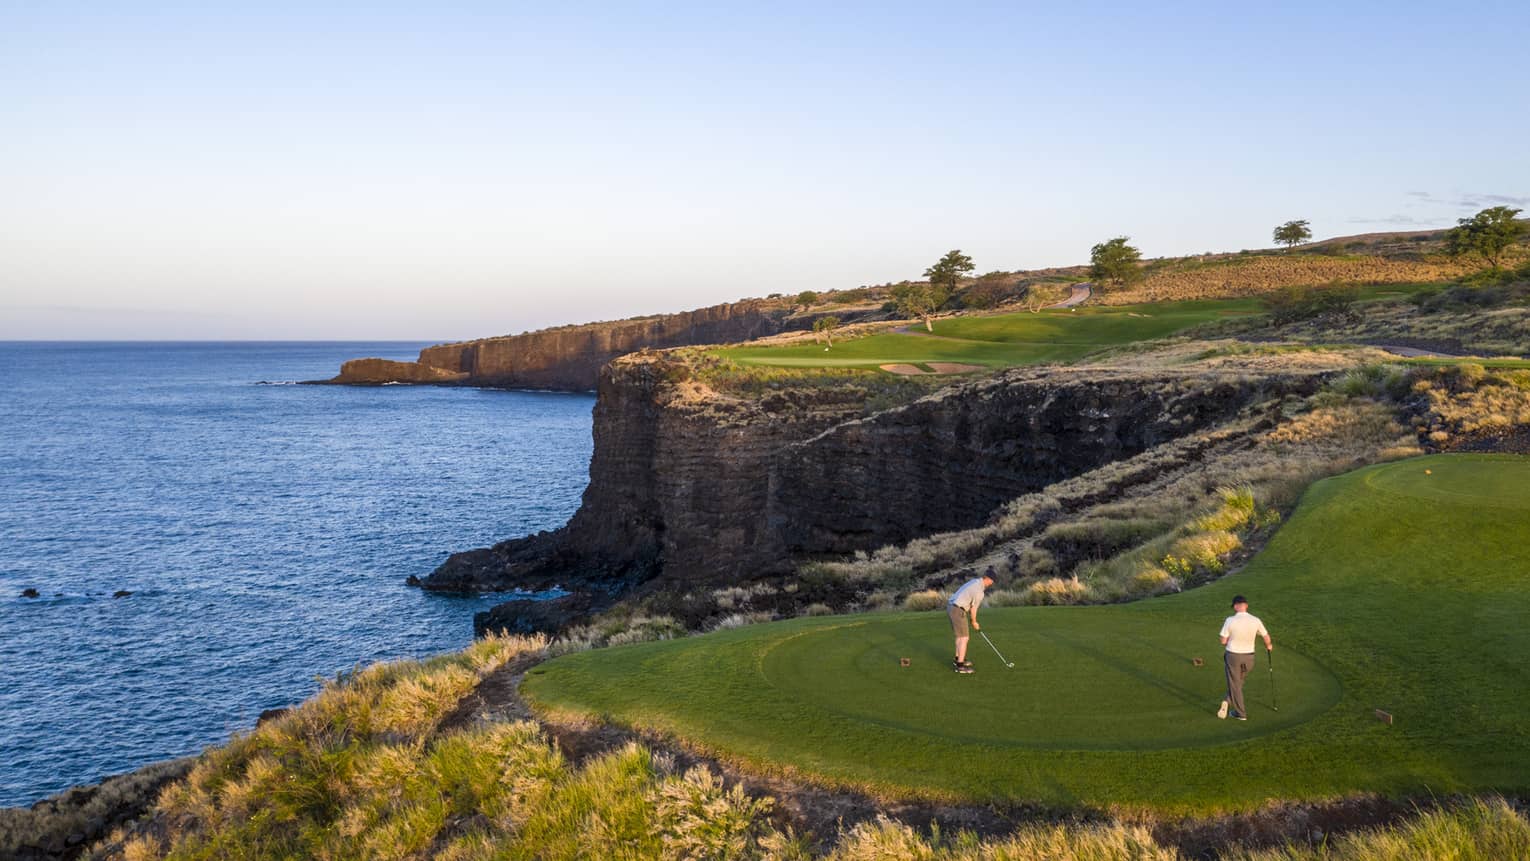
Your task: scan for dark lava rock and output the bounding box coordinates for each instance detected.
[20,588,40,599]
[474,593,595,638]
[111,590,133,599]
[256,707,291,726]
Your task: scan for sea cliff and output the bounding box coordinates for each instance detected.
[325,299,867,390]
[414,353,1328,632]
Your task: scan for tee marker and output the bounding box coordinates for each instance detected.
[899,657,911,668]
[1374,708,1393,725]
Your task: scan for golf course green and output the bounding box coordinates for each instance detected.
[521,455,1530,812]
[715,298,1262,370]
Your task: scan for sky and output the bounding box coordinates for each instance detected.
[2,2,1527,340]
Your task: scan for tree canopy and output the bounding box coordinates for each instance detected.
[812,315,840,346]
[923,249,975,296]
[891,283,949,332]
[1446,206,1525,270]
[795,290,820,307]
[1089,237,1144,290]
[1273,219,1312,251]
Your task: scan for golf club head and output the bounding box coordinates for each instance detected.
[1007,662,1015,668]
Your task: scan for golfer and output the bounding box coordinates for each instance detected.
[1217,594,1272,720]
[947,572,993,674]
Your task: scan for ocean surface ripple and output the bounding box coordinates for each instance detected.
[0,342,593,807]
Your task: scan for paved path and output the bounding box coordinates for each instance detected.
[1047,282,1092,308]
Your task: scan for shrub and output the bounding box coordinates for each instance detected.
[901,589,946,611]
[1129,563,1180,596]
[1261,283,1361,325]
[651,765,775,860]
[1189,485,1256,533]
[1020,577,1092,605]
[712,612,774,631]
[800,602,834,617]
[1164,530,1242,575]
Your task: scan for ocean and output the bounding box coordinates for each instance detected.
[0,342,594,808]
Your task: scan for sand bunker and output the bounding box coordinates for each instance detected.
[880,362,985,375]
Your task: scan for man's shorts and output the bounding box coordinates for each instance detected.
[948,604,969,637]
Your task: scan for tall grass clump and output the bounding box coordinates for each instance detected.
[1229,797,1530,861]
[108,634,546,860]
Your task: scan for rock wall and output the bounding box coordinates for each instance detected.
[327,300,864,390]
[332,358,469,384]
[771,369,1313,554]
[417,358,1326,614]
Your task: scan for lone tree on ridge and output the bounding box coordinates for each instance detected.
[1089,237,1144,291]
[1446,206,1525,271]
[813,315,841,346]
[893,250,973,332]
[1273,219,1312,251]
[796,290,820,308]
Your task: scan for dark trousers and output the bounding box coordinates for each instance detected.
[1224,651,1256,716]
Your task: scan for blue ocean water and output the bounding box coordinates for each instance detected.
[0,342,593,808]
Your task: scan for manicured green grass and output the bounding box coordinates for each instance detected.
[1401,356,1530,369]
[522,454,1530,813]
[715,298,1264,370]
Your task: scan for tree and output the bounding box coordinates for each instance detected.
[891,283,949,332]
[1089,237,1144,291]
[891,250,972,332]
[1446,206,1525,270]
[795,290,820,308]
[1273,219,1312,251]
[812,315,841,346]
[923,249,975,298]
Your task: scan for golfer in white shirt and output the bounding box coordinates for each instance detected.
[1217,594,1272,720]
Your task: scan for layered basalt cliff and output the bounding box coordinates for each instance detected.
[327,300,865,390]
[417,355,1329,633]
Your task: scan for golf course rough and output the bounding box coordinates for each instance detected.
[521,454,1530,813]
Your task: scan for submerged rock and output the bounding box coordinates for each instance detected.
[20,588,39,599]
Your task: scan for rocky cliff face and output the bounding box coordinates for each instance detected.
[417,356,871,598]
[771,369,1313,555]
[326,300,862,390]
[416,356,1328,630]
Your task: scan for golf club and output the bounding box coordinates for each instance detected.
[1267,647,1278,711]
[978,630,1015,668]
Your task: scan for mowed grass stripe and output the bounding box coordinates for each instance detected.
[522,455,1530,812]
[715,298,1262,370]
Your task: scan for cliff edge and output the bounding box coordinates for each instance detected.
[324,299,870,390]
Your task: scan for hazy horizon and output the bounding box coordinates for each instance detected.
[4,3,1527,340]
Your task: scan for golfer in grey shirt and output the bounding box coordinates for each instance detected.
[1217,594,1272,720]
[948,573,993,674]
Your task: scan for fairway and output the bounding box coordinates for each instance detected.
[715,298,1261,370]
[522,455,1530,812]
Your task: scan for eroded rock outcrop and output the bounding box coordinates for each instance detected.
[416,355,1328,624]
[326,300,868,390]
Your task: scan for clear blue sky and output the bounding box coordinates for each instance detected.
[3,2,1527,339]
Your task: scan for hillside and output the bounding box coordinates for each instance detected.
[320,226,1524,390]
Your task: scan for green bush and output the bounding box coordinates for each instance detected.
[1261,283,1361,325]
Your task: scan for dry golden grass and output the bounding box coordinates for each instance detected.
[1104,253,1484,305]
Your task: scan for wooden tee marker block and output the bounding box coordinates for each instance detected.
[1192,657,1204,667]
[899,657,911,667]
[1374,709,1393,725]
